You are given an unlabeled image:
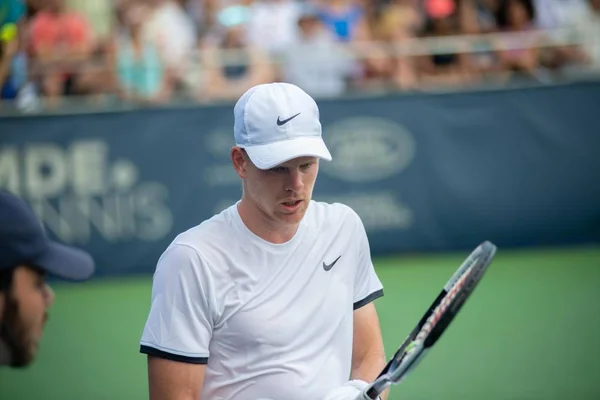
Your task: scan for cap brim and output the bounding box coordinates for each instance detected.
[241,136,332,170]
[33,241,95,282]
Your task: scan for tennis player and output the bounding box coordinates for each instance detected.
[0,190,95,368]
[139,82,387,400]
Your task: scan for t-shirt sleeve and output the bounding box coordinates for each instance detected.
[352,211,384,310]
[139,244,217,364]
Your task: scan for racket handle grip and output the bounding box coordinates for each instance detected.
[354,392,373,400]
[355,385,381,400]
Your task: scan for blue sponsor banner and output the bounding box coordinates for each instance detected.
[1,82,599,277]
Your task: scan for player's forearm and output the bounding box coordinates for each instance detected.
[351,349,388,399]
[351,349,385,380]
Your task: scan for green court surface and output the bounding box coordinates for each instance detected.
[1,245,599,400]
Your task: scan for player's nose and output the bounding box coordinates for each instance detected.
[286,169,304,192]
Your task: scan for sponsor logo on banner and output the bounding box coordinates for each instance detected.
[322,117,416,182]
[0,140,173,244]
[316,191,413,230]
[317,117,416,230]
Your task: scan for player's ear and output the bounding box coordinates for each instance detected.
[231,146,249,178]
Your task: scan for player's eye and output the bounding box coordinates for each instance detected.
[269,166,287,173]
[300,163,313,171]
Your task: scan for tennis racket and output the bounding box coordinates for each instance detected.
[356,240,497,400]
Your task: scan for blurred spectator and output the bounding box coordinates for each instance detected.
[416,0,479,88]
[493,0,543,80]
[142,0,196,89]
[578,0,600,68]
[375,0,422,90]
[246,0,301,56]
[532,0,588,30]
[186,0,249,37]
[458,0,502,78]
[376,0,422,39]
[458,0,500,33]
[313,0,392,90]
[0,0,25,23]
[0,27,18,100]
[281,4,356,98]
[185,0,211,36]
[474,0,500,32]
[64,0,113,44]
[108,1,174,104]
[0,0,595,112]
[557,0,600,70]
[198,4,274,100]
[0,0,28,103]
[315,0,369,42]
[28,0,95,106]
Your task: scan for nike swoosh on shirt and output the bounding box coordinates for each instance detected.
[323,255,341,271]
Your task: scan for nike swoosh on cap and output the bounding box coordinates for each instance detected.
[277,112,301,126]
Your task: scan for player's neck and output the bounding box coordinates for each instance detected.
[237,199,300,244]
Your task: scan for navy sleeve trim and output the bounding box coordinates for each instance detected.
[140,345,208,365]
[353,289,384,310]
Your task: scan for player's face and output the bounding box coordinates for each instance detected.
[0,265,54,367]
[245,156,319,225]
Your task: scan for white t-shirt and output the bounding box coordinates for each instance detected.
[139,200,384,400]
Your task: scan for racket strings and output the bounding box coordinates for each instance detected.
[416,266,473,342]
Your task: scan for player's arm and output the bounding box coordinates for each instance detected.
[139,244,218,400]
[351,208,387,398]
[147,357,206,400]
[351,302,388,400]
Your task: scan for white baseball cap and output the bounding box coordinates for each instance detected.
[233,82,333,170]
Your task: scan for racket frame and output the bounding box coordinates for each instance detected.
[358,241,497,400]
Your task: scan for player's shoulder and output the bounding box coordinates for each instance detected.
[163,204,237,258]
[151,205,240,285]
[308,200,363,227]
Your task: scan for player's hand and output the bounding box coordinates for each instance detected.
[322,379,379,400]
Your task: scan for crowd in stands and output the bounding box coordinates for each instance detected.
[1,0,599,110]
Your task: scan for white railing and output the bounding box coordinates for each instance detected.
[176,27,597,65]
[17,25,597,75]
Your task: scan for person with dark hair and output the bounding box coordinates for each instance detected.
[493,0,542,79]
[495,0,535,28]
[416,0,479,88]
[0,190,95,368]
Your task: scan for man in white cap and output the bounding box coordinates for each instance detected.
[139,82,387,400]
